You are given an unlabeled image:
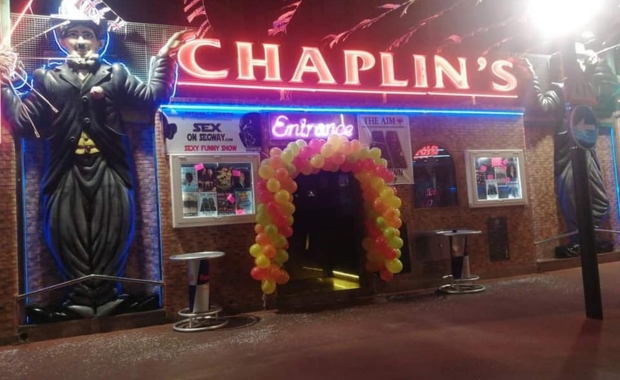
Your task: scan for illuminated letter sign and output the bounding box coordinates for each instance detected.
[414,145,439,157]
[269,114,357,141]
[176,38,519,99]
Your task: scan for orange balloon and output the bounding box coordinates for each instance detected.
[256,233,272,245]
[254,224,265,234]
[262,244,276,258]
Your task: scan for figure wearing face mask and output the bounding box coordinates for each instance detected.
[0,16,191,318]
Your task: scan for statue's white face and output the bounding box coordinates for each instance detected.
[60,25,103,59]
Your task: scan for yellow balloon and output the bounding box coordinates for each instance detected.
[386,196,402,209]
[310,155,325,168]
[275,249,289,264]
[359,147,370,159]
[286,142,300,155]
[296,139,307,148]
[371,177,385,191]
[257,204,266,214]
[388,236,404,249]
[249,244,263,257]
[380,187,395,199]
[255,213,272,225]
[264,224,279,235]
[282,202,296,214]
[376,158,388,167]
[274,190,290,204]
[261,279,276,294]
[255,255,270,268]
[320,143,335,158]
[258,165,274,179]
[267,178,281,192]
[369,147,382,160]
[385,258,403,274]
[281,150,294,164]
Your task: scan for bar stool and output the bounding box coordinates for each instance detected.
[437,229,485,294]
[170,251,229,332]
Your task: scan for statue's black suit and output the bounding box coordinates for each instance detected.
[2,57,175,316]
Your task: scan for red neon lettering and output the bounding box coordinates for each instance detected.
[413,55,428,88]
[177,39,229,80]
[491,60,518,92]
[434,56,469,89]
[176,39,519,97]
[237,42,282,81]
[380,53,408,87]
[415,145,439,157]
[344,50,375,85]
[290,47,336,84]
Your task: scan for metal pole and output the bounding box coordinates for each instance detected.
[562,37,603,320]
[571,147,603,319]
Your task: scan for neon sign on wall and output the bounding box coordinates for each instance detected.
[176,39,519,98]
[415,145,439,157]
[269,114,357,140]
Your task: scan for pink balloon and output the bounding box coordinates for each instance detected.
[308,139,323,152]
[299,146,314,159]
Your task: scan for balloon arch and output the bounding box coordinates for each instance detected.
[249,135,405,295]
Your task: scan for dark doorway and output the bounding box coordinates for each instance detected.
[281,171,365,296]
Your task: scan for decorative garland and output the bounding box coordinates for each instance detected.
[249,135,404,295]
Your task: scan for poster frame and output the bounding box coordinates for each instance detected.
[170,153,260,228]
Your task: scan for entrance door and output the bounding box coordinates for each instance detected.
[282,171,365,295]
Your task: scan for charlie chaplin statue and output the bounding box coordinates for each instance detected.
[0,13,190,317]
[514,53,618,257]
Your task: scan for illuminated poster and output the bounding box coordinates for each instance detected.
[358,115,413,185]
[162,111,262,154]
[214,163,252,216]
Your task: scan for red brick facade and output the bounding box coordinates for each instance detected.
[1,109,619,343]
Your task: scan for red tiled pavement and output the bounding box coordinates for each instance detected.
[1,262,620,380]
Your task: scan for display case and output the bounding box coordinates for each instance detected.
[170,154,260,228]
[464,149,528,208]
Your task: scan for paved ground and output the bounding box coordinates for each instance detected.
[1,262,620,380]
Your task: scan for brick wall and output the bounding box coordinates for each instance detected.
[526,124,620,260]
[155,114,265,316]
[0,126,19,344]
[3,108,619,341]
[156,112,539,311]
[405,115,537,280]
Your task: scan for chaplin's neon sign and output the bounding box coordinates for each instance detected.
[270,115,355,140]
[176,39,519,98]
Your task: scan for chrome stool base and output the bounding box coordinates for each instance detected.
[439,275,485,294]
[173,306,229,332]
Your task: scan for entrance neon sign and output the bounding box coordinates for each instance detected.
[270,115,355,140]
[176,39,519,98]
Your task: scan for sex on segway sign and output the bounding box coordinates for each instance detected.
[569,105,599,149]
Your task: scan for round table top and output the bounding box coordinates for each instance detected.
[437,229,482,237]
[170,251,226,261]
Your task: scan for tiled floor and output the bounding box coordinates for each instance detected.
[2,262,620,380]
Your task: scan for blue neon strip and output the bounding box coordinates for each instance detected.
[152,126,164,309]
[610,128,620,218]
[160,103,523,117]
[20,139,29,300]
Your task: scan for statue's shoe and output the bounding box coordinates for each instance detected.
[95,298,126,317]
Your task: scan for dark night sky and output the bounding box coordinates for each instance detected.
[11,0,188,25]
[8,0,620,56]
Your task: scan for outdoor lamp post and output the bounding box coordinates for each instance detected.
[528,0,605,319]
